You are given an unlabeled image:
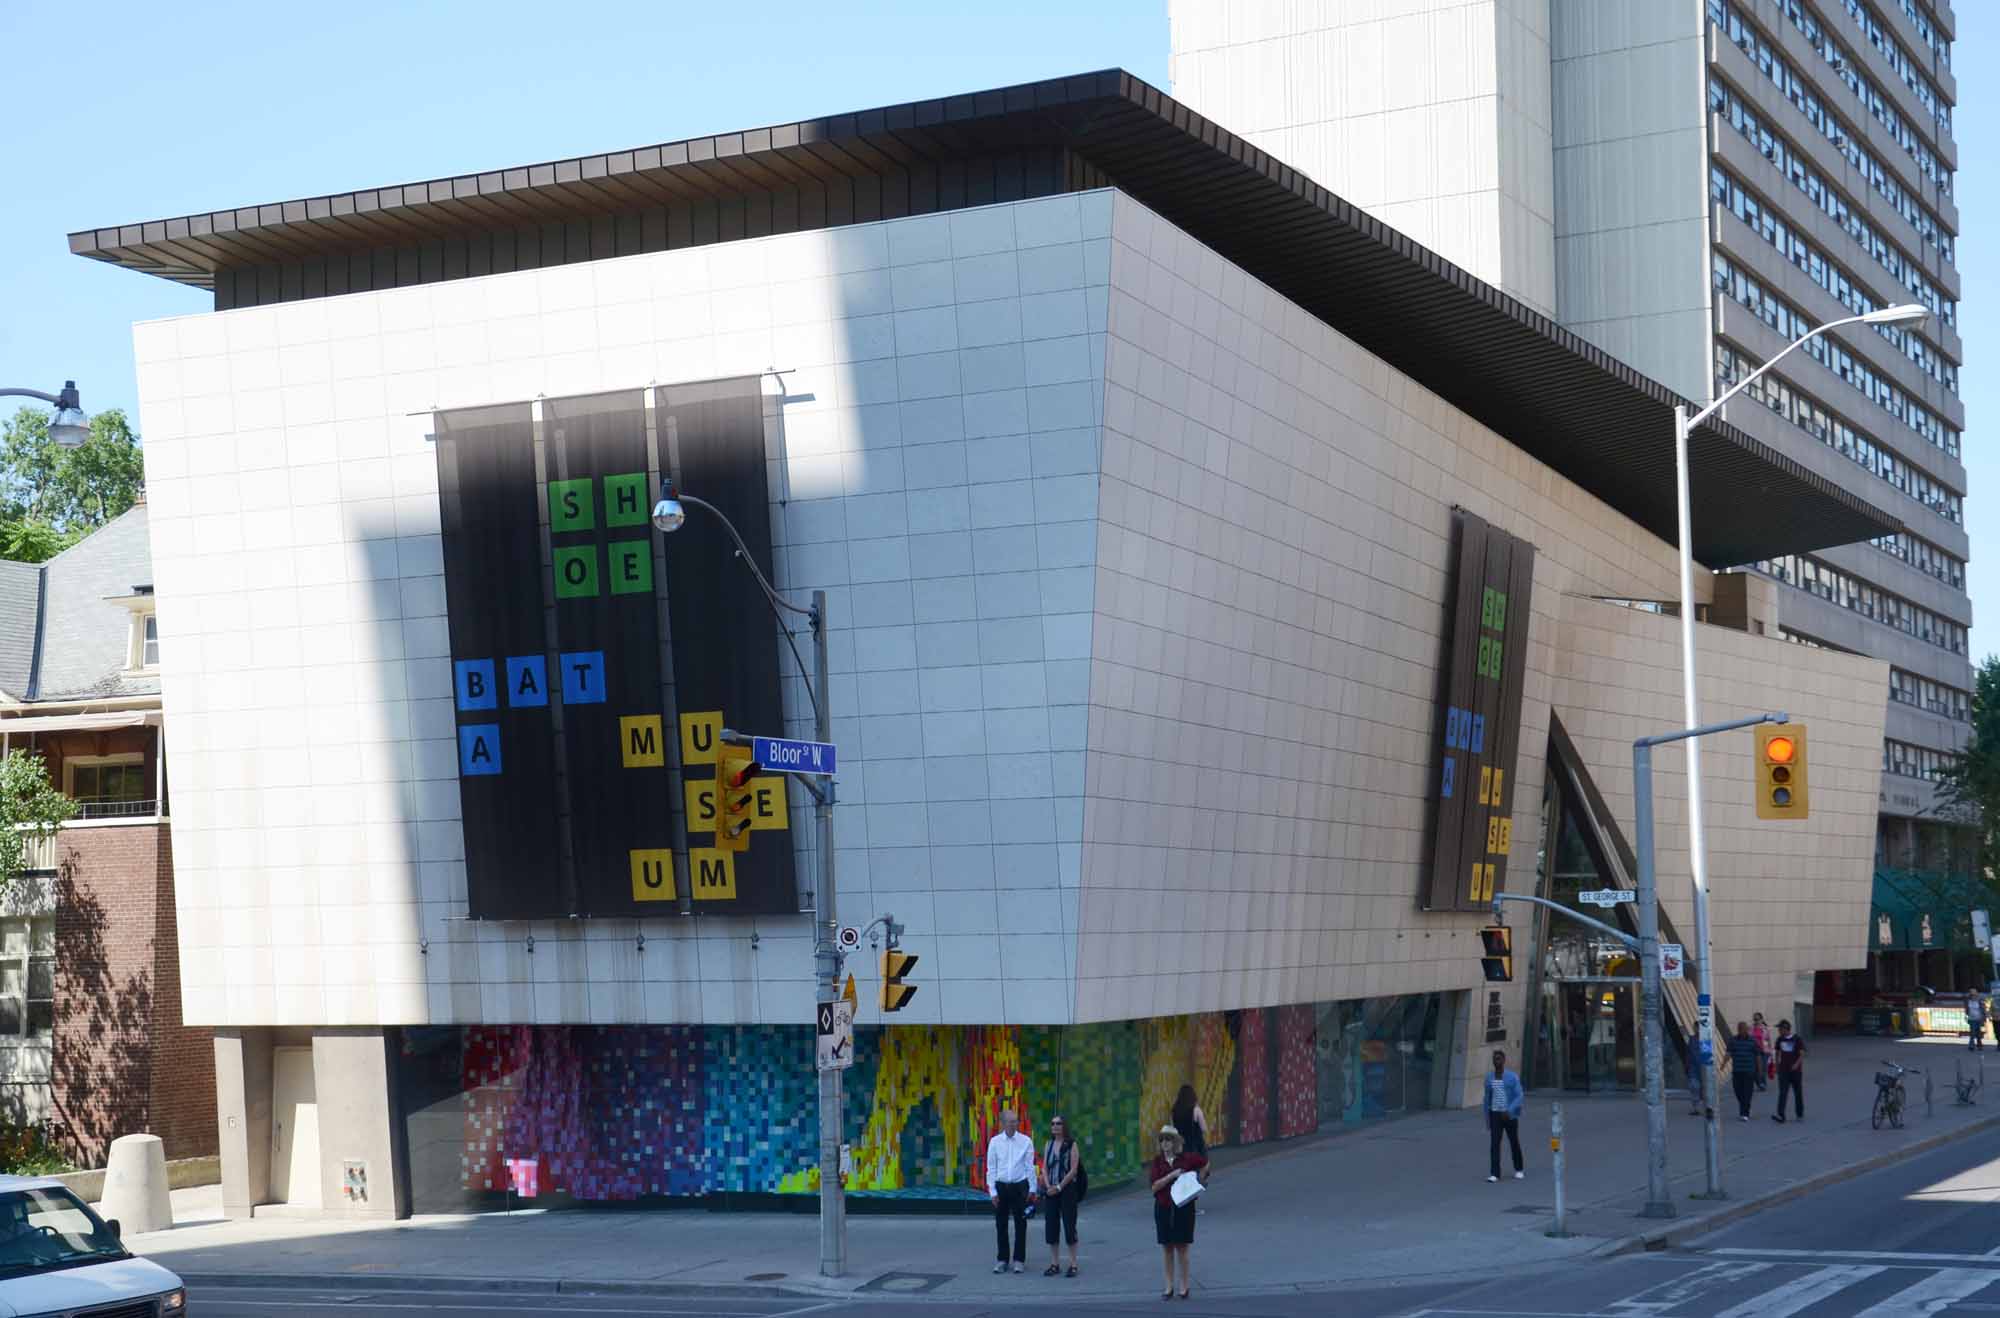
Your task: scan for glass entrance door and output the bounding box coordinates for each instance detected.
[1553,981,1638,1092]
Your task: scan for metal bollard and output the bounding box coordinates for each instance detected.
[1548,1103,1569,1239]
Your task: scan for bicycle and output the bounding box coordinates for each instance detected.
[1874,1060,1920,1129]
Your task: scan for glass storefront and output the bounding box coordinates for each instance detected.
[1526,735,1689,1095]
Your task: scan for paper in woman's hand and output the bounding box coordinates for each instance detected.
[1170,1170,1204,1206]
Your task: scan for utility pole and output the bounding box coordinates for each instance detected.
[1634,711,1787,1206]
[809,589,844,1278]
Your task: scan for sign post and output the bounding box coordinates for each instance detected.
[816,1000,854,1072]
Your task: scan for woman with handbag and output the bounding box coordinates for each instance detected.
[1037,1115,1084,1277]
[1149,1125,1206,1300]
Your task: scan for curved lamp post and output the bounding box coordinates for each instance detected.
[1672,301,1928,1199]
[0,381,88,447]
[652,478,845,1276]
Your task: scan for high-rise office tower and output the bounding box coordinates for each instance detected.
[1172,0,1968,872]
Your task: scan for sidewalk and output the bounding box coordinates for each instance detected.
[124,1034,2000,1303]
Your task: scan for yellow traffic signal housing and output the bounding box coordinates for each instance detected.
[1479,926,1513,983]
[1755,724,1809,821]
[716,748,759,852]
[881,949,918,1012]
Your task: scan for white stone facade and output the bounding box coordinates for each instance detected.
[132,189,1886,1045]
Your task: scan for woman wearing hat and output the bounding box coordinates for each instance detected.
[1148,1124,1207,1300]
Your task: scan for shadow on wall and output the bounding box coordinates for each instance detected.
[395,994,1449,1213]
[52,854,154,1169]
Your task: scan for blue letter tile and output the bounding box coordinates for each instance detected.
[560,650,606,705]
[506,655,548,707]
[459,724,503,776]
[454,659,497,711]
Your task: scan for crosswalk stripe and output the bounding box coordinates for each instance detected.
[1709,1265,1885,1318]
[1709,1247,2000,1267]
[1609,1262,1774,1313]
[1852,1268,2000,1316]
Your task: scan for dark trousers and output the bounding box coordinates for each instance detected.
[1732,1071,1755,1117]
[1777,1070,1804,1118]
[993,1180,1029,1262]
[1043,1187,1078,1245]
[1971,1022,1986,1051]
[1487,1112,1521,1178]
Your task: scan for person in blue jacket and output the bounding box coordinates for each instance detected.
[1484,1049,1525,1183]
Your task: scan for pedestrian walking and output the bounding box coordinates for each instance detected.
[1751,1013,1772,1091]
[1967,993,1987,1052]
[1037,1115,1082,1278]
[1771,1018,1805,1123]
[1727,1020,1760,1121]
[1149,1125,1206,1300]
[985,1107,1035,1275]
[1483,1048,1525,1183]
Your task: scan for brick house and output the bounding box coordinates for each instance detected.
[0,503,214,1167]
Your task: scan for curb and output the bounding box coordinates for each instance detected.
[1597,1108,2000,1257]
[177,1272,814,1300]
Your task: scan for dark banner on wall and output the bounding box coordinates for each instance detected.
[435,404,564,919]
[434,379,795,918]
[542,392,678,918]
[1421,509,1536,914]
[657,378,797,916]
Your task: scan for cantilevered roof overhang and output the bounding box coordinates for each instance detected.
[69,69,1897,566]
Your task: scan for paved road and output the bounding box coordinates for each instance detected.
[1408,1126,2000,1317]
[187,1126,2000,1316]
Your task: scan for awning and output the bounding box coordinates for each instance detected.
[1872,869,1991,952]
[0,712,152,736]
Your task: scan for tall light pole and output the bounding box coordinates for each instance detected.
[652,478,845,1275]
[1672,300,1927,1197]
[0,382,89,446]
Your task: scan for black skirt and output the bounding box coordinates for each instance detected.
[1154,1198,1197,1245]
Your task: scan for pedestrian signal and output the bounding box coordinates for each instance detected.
[1755,724,1809,821]
[717,747,759,852]
[1480,926,1513,983]
[881,949,918,1012]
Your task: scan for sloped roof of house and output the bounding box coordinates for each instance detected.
[0,505,156,705]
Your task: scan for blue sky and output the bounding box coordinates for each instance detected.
[1,1,1991,654]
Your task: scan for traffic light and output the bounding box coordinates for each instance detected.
[716,747,759,852]
[1755,723,1810,820]
[1480,926,1513,982]
[881,949,918,1012]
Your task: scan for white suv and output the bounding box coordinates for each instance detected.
[0,1176,185,1316]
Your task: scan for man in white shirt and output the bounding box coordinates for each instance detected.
[986,1107,1035,1274]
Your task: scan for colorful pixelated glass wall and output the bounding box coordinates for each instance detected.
[395,994,1446,1212]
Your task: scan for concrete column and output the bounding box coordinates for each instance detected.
[310,1029,406,1221]
[212,1029,272,1221]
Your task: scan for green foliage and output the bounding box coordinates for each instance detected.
[0,1124,70,1176]
[0,753,74,890]
[1936,654,2000,886]
[0,406,143,563]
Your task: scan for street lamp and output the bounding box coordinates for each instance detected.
[1670,301,1927,1198]
[652,477,845,1277]
[0,381,89,447]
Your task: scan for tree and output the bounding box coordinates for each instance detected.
[0,406,144,562]
[1935,654,2000,887]
[0,753,74,889]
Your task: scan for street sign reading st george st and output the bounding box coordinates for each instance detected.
[1578,889,1636,907]
[753,736,837,776]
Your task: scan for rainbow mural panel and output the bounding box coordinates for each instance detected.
[395,993,1447,1213]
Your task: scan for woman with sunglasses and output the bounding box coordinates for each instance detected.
[1037,1115,1082,1277]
